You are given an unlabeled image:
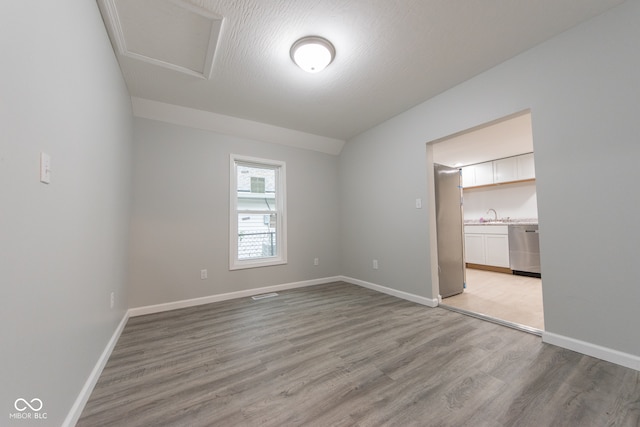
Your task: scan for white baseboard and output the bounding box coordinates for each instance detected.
[341,276,439,308]
[62,310,130,427]
[543,331,640,372]
[129,276,343,317]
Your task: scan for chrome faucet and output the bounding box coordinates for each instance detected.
[487,208,498,221]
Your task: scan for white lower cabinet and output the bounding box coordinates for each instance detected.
[464,225,510,268]
[484,235,510,267]
[464,234,485,264]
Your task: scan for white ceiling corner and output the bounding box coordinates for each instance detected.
[99,0,222,79]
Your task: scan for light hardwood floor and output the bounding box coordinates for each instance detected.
[443,269,544,330]
[78,282,639,426]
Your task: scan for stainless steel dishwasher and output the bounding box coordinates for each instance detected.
[508,224,541,277]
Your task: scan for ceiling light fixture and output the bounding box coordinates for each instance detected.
[290,36,335,73]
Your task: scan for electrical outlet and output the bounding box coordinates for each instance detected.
[314,258,319,266]
[373,259,379,270]
[200,269,208,280]
[110,292,115,309]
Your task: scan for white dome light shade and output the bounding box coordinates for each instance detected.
[290,36,335,73]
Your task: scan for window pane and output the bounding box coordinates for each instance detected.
[237,164,276,211]
[236,164,276,192]
[238,213,277,260]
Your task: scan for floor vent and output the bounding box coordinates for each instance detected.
[251,292,279,301]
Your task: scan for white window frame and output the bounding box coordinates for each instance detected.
[230,154,287,270]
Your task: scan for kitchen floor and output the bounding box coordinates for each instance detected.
[442,268,544,330]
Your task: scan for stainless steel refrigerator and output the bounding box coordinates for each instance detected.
[434,164,465,298]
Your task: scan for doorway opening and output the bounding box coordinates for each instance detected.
[427,110,543,334]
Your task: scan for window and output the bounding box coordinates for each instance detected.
[230,154,287,270]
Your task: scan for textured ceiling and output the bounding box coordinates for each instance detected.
[99,0,624,145]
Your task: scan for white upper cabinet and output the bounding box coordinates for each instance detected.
[462,153,535,188]
[517,153,536,180]
[462,162,494,187]
[475,162,494,186]
[493,157,518,184]
[461,165,475,187]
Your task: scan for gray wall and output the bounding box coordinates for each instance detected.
[129,118,341,307]
[0,1,133,426]
[340,1,640,357]
[339,120,433,296]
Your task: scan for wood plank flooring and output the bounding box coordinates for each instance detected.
[443,269,544,330]
[77,282,639,427]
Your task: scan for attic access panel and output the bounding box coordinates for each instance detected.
[99,0,223,79]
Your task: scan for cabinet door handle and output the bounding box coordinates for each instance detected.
[525,230,538,233]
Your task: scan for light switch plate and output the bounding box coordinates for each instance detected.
[40,152,51,184]
[415,198,422,209]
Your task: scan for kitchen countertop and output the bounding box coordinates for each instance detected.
[464,218,538,226]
